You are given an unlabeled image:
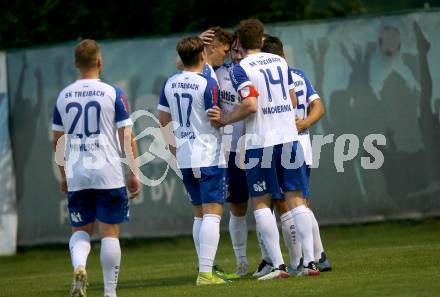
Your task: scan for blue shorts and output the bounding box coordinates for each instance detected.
[67,187,129,227]
[245,141,310,199]
[181,166,228,206]
[226,152,249,204]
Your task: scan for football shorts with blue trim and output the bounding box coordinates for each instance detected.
[67,187,129,227]
[245,141,310,199]
[181,166,228,205]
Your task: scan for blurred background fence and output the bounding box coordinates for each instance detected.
[1,10,440,246]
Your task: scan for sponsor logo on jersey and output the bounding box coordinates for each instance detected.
[220,90,237,103]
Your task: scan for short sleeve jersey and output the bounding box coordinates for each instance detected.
[290,68,321,165]
[52,79,132,191]
[157,71,225,169]
[230,52,297,149]
[215,63,245,153]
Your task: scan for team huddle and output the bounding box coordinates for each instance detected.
[52,18,330,297]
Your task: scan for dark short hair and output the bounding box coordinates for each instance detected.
[208,26,234,46]
[176,36,205,67]
[75,39,101,69]
[238,19,264,50]
[262,35,284,57]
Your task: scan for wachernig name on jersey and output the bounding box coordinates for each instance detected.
[261,104,292,115]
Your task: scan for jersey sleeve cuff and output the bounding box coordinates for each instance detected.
[52,124,64,132]
[116,118,133,128]
[308,94,320,103]
[157,104,171,113]
[237,81,252,92]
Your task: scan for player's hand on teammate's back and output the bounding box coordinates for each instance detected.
[127,173,141,199]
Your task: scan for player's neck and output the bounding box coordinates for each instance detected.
[79,69,100,79]
[183,63,204,73]
[207,56,216,67]
[244,48,261,57]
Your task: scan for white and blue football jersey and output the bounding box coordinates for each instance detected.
[230,52,297,149]
[216,63,245,153]
[52,79,133,191]
[157,71,226,169]
[203,64,219,84]
[290,68,321,165]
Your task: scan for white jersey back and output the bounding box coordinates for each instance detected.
[231,52,297,149]
[216,63,245,153]
[158,71,225,169]
[52,79,132,191]
[290,68,321,165]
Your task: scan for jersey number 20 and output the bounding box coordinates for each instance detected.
[66,101,101,137]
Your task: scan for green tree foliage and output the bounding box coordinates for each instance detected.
[1,0,367,49]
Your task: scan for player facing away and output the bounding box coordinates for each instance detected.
[215,35,250,277]
[209,19,304,280]
[52,39,140,297]
[157,36,228,285]
[262,35,331,274]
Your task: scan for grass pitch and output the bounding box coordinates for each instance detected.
[1,219,439,297]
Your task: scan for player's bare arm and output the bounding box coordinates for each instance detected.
[295,98,325,132]
[158,110,176,157]
[208,96,257,126]
[52,130,67,194]
[118,126,140,198]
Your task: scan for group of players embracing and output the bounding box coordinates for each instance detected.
[53,18,333,297]
[158,19,332,285]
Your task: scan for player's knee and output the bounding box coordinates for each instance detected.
[230,202,248,217]
[273,199,289,215]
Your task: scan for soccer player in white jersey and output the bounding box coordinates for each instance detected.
[215,35,251,277]
[157,36,228,285]
[262,35,331,274]
[209,18,314,280]
[52,39,140,297]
